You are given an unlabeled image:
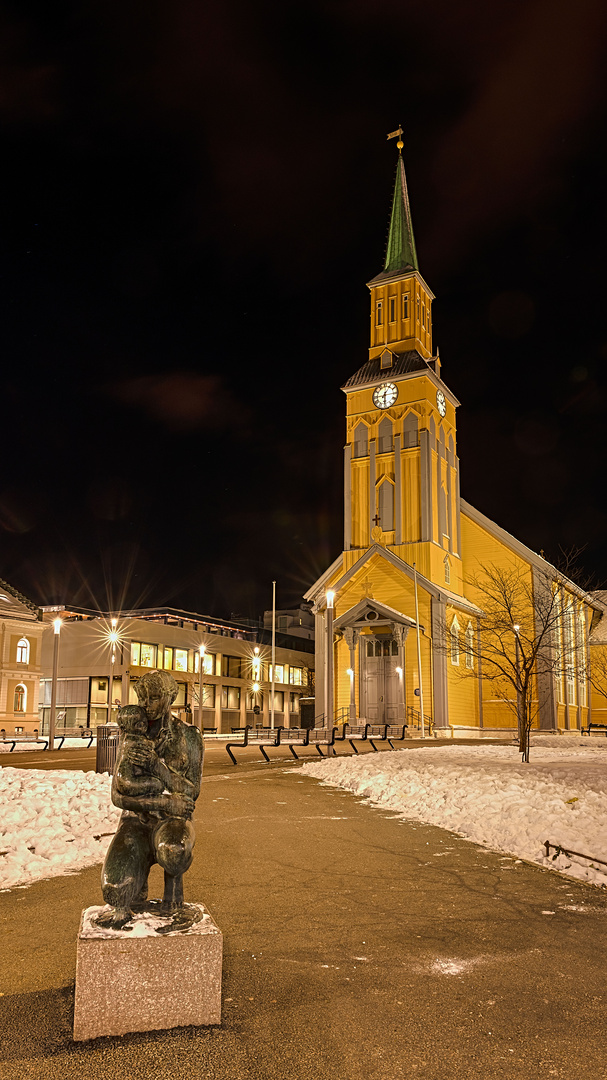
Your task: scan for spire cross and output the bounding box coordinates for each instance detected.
[387,125,404,153]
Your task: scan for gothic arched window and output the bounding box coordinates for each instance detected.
[353,422,368,458]
[403,412,418,448]
[465,623,474,669]
[450,616,460,666]
[378,417,393,454]
[377,478,395,532]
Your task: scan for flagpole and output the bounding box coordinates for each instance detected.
[270,581,276,730]
[413,562,425,739]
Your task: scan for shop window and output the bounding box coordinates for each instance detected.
[14,684,26,712]
[289,666,303,685]
[174,649,188,672]
[221,685,241,710]
[16,638,30,664]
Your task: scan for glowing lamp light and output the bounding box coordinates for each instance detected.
[347,668,353,677]
[513,624,520,633]
[109,631,119,645]
[326,590,335,609]
[53,617,62,635]
[252,682,260,693]
[395,666,403,676]
[254,646,260,656]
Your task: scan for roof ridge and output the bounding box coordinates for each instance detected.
[0,576,41,616]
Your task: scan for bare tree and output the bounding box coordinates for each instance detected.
[445,562,586,762]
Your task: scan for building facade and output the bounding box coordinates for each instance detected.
[0,578,44,736]
[38,606,313,736]
[305,142,598,736]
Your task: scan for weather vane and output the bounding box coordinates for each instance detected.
[387,125,404,153]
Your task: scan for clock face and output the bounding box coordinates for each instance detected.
[436,389,446,417]
[372,382,398,409]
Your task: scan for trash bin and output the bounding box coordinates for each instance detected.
[300,697,315,730]
[96,724,120,774]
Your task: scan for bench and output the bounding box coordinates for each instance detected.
[225,726,283,765]
[581,723,607,737]
[225,726,338,764]
[202,727,217,734]
[1,737,49,752]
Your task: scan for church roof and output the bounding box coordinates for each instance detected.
[341,349,430,390]
[367,152,418,285]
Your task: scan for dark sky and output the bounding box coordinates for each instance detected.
[1,0,607,619]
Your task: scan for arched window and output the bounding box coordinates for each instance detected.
[353,422,368,458]
[465,623,474,669]
[16,638,30,664]
[14,684,26,713]
[441,486,449,539]
[579,609,587,708]
[443,555,450,584]
[450,616,460,666]
[403,412,419,448]
[378,417,393,454]
[564,600,576,705]
[377,478,394,532]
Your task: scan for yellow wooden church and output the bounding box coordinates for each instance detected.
[305,135,601,737]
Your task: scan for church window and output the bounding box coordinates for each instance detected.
[16,638,30,664]
[465,623,474,669]
[427,309,431,334]
[403,293,409,319]
[380,349,393,369]
[416,297,420,322]
[444,555,450,584]
[389,297,396,323]
[554,592,564,704]
[378,417,393,453]
[450,616,460,665]
[441,486,449,539]
[422,303,426,328]
[579,610,587,708]
[14,684,26,712]
[353,422,368,458]
[376,301,383,326]
[563,601,576,705]
[377,478,394,531]
[403,412,418,448]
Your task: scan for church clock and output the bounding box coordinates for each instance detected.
[372,382,398,409]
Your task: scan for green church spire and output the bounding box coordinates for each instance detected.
[383,150,418,274]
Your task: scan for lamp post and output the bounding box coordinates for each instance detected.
[198,644,206,731]
[513,624,526,761]
[271,582,276,730]
[413,563,425,738]
[108,618,119,724]
[48,617,62,751]
[326,590,335,726]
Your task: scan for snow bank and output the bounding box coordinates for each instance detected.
[0,767,120,891]
[299,741,607,887]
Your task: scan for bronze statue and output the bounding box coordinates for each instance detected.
[94,670,203,933]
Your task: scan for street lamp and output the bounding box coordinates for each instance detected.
[326,590,335,727]
[198,644,206,731]
[48,617,62,752]
[108,618,119,724]
[512,624,527,761]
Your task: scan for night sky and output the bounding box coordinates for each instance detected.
[1,0,607,619]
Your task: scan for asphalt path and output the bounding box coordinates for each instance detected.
[1,741,606,1079]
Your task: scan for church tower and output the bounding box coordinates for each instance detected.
[342,131,463,593]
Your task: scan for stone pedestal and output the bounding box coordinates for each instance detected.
[73,904,223,1041]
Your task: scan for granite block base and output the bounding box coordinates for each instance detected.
[73,903,222,1041]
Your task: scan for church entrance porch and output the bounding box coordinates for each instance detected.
[361,637,400,723]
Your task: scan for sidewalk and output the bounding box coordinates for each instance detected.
[1,752,606,1079]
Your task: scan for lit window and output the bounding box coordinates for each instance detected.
[465,623,474,669]
[450,616,460,665]
[376,301,383,326]
[140,643,157,668]
[221,685,241,710]
[289,666,303,686]
[389,297,396,323]
[14,684,27,712]
[16,638,30,664]
[164,647,174,669]
[174,649,188,672]
[269,664,285,683]
[194,652,215,675]
[403,294,409,319]
[131,642,141,666]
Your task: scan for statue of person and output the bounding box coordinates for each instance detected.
[94,670,203,931]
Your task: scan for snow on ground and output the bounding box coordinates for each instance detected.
[0,767,120,891]
[299,738,607,887]
[0,737,95,753]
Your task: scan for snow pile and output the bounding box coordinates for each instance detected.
[299,742,607,887]
[0,767,120,890]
